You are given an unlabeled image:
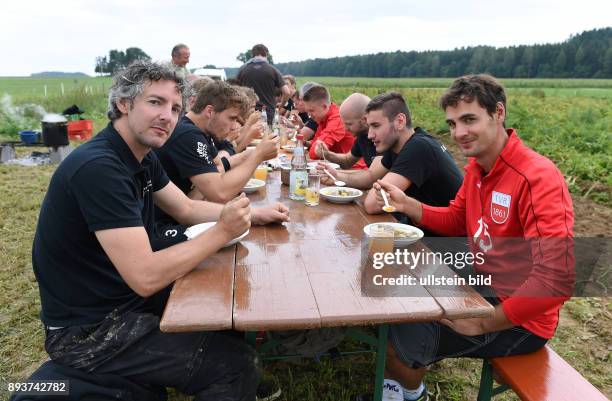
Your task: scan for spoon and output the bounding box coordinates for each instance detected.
[322,168,346,187]
[380,189,396,212]
[319,144,346,186]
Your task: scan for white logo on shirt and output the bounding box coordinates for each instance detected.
[196,141,211,163]
[491,191,511,224]
[142,180,153,197]
[473,217,493,252]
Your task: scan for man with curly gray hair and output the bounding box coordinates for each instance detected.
[26,61,260,400]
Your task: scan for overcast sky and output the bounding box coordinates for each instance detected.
[0,0,610,76]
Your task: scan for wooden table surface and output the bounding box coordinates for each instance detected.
[160,170,493,332]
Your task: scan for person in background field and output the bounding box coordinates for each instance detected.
[25,61,260,401]
[372,74,574,401]
[317,92,378,169]
[303,84,363,168]
[321,92,463,224]
[237,43,290,125]
[168,43,191,79]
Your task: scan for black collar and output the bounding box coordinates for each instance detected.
[103,123,145,175]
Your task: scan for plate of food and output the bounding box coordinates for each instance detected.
[363,223,424,246]
[319,187,363,203]
[308,161,340,170]
[184,222,250,247]
[242,178,265,193]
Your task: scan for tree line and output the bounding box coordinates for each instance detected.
[276,28,612,78]
[95,48,151,75]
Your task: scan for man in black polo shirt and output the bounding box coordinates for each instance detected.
[321,92,463,223]
[30,61,261,400]
[237,43,290,125]
[155,80,279,204]
[317,92,378,169]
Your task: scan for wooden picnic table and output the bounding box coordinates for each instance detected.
[160,167,494,401]
[160,169,493,333]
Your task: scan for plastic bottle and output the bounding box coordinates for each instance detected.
[289,134,308,200]
[260,106,269,135]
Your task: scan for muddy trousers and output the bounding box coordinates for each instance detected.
[44,311,259,401]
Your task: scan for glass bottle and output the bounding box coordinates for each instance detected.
[289,134,308,200]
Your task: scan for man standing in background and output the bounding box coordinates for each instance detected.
[237,43,290,125]
[168,43,191,79]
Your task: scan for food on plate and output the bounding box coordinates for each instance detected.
[393,228,420,238]
[330,188,356,197]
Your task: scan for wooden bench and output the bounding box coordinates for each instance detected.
[477,344,609,401]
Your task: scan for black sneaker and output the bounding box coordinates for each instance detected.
[256,378,282,401]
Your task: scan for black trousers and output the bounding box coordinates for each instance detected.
[44,311,259,401]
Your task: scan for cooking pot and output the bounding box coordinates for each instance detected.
[42,114,69,147]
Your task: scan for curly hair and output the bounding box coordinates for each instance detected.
[107,61,189,121]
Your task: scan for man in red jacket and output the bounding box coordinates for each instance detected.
[373,74,574,401]
[303,85,366,169]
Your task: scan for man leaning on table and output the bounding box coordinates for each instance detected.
[303,84,367,169]
[320,92,463,228]
[316,92,379,169]
[372,74,574,401]
[24,61,272,401]
[154,79,288,241]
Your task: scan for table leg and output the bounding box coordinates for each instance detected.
[245,331,257,347]
[374,324,389,401]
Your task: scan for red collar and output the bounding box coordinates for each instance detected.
[465,128,522,177]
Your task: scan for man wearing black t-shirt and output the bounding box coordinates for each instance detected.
[28,62,273,401]
[318,92,378,169]
[237,43,290,125]
[321,92,463,219]
[155,80,280,205]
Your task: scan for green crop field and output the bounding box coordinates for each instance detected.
[1,76,610,204]
[0,76,611,400]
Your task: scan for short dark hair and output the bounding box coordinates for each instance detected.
[171,43,188,58]
[365,92,412,128]
[440,74,506,117]
[302,85,330,104]
[252,44,269,57]
[107,61,189,121]
[191,80,248,116]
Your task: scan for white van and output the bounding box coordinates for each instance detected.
[192,68,227,81]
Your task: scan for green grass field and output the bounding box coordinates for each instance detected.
[0,76,611,400]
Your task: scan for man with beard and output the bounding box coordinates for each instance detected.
[321,92,463,223]
[373,75,574,401]
[316,92,378,169]
[28,61,260,400]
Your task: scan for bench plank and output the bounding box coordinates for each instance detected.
[491,345,609,401]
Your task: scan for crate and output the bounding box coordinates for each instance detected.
[67,120,93,141]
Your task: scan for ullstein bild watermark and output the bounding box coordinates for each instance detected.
[360,237,610,298]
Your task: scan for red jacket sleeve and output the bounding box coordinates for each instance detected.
[501,164,575,325]
[419,182,468,236]
[308,113,350,160]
